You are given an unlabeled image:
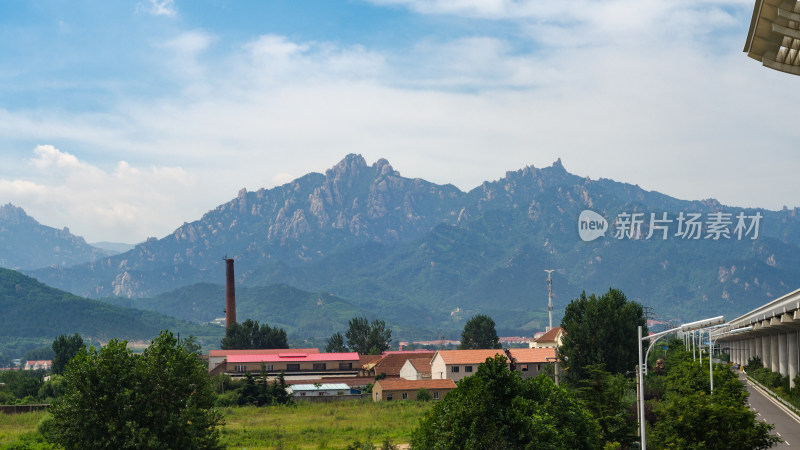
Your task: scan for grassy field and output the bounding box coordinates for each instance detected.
[0,400,432,449]
[0,410,48,448]
[221,400,431,449]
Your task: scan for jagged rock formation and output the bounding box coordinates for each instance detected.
[24,155,800,331]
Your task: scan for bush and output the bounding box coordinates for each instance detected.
[744,356,763,372]
[416,388,431,402]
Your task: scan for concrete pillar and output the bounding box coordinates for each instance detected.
[755,336,762,360]
[779,333,788,376]
[736,342,743,365]
[788,332,798,389]
[762,335,771,368]
[771,334,780,373]
[749,338,758,364]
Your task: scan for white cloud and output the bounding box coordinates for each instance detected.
[0,146,197,243]
[1,1,799,244]
[138,0,177,17]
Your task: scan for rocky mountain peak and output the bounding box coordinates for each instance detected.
[0,203,37,225]
[373,158,398,177]
[327,154,368,179]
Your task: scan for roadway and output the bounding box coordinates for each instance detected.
[741,372,800,447]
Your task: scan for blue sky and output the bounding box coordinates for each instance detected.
[1,0,798,243]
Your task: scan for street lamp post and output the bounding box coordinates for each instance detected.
[638,315,725,450]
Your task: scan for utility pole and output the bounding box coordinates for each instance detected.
[545,269,554,331]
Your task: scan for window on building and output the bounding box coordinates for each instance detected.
[234,365,247,373]
[521,365,528,372]
[318,392,324,396]
[387,393,393,401]
[451,366,460,373]
[433,392,439,399]
[339,362,353,370]
[375,392,379,401]
[465,365,473,373]
[313,363,327,371]
[300,392,306,396]
[402,392,408,400]
[537,364,541,371]
[263,364,274,372]
[286,363,300,371]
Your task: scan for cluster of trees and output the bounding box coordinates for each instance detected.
[411,288,777,449]
[412,355,601,448]
[326,317,392,354]
[213,371,293,407]
[643,339,779,448]
[221,319,288,350]
[42,331,223,449]
[0,333,86,405]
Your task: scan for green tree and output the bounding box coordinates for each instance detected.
[411,355,601,449]
[345,317,391,354]
[458,314,501,349]
[44,331,223,449]
[24,346,55,362]
[51,333,84,375]
[651,391,779,449]
[220,319,288,350]
[179,335,202,355]
[559,289,647,383]
[326,332,348,352]
[575,365,636,447]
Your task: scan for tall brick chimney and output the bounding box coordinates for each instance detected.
[225,258,236,328]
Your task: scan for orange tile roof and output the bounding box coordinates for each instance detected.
[535,327,565,343]
[408,358,432,373]
[376,378,456,391]
[359,354,383,368]
[506,347,556,363]
[209,348,319,357]
[435,349,507,365]
[373,352,434,377]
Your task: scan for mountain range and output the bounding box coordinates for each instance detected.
[8,154,800,340]
[0,203,118,270]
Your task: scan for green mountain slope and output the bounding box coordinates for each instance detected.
[102,283,364,342]
[0,268,223,344]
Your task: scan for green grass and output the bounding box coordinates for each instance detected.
[221,400,432,449]
[0,410,48,448]
[0,401,432,449]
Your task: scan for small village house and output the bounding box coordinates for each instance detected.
[430,349,507,382]
[506,347,557,379]
[373,379,456,401]
[529,327,565,349]
[399,357,432,380]
[208,348,319,372]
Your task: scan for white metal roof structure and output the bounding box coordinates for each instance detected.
[745,0,800,75]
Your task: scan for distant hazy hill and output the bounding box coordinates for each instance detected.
[90,241,135,254]
[27,155,800,337]
[101,283,367,342]
[0,203,115,270]
[0,267,223,343]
